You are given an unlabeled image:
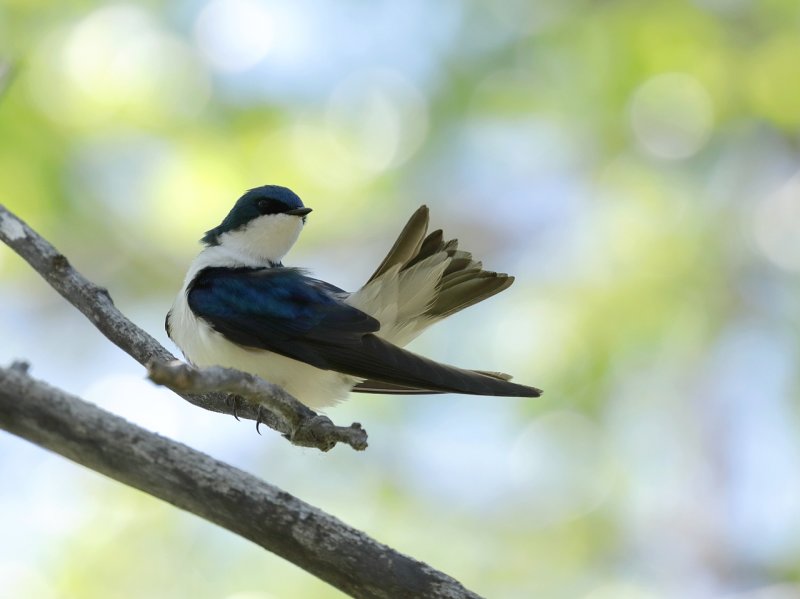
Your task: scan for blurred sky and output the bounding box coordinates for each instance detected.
[1,1,800,598]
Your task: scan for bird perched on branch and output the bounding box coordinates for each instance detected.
[166,185,541,408]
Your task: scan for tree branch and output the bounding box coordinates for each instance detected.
[148,360,367,450]
[0,363,480,599]
[0,203,366,451]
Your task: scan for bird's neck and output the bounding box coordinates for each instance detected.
[205,243,280,268]
[181,244,279,290]
[215,214,302,265]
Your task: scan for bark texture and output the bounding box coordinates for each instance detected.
[0,363,480,598]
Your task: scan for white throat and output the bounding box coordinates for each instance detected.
[216,213,303,265]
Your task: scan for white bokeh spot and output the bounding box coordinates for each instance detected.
[195,0,274,73]
[630,72,714,160]
[753,172,800,272]
[325,69,429,174]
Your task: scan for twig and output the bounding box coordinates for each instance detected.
[0,203,367,451]
[148,360,367,451]
[0,364,480,599]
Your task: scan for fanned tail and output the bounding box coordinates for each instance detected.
[365,206,514,321]
[348,205,541,397]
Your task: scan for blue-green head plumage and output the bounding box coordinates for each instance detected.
[202,185,311,246]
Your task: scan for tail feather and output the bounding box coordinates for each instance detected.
[406,229,444,268]
[347,205,541,397]
[357,205,515,331]
[432,272,514,319]
[367,206,429,284]
[444,255,475,275]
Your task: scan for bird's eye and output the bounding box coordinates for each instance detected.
[257,198,287,215]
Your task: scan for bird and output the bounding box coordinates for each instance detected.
[166,185,542,409]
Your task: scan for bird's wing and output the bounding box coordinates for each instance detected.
[352,370,514,395]
[188,267,541,397]
[351,380,447,395]
[188,267,378,370]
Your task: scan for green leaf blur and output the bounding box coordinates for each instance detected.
[1,1,799,598]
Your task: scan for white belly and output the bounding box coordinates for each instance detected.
[169,293,357,409]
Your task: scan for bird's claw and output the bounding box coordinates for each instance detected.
[225,395,241,421]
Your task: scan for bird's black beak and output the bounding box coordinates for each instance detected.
[285,207,312,216]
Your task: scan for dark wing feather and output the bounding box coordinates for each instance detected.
[188,267,379,370]
[188,267,541,398]
[352,369,515,395]
[351,380,447,395]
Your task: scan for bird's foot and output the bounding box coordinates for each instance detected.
[225,394,241,421]
[255,405,264,435]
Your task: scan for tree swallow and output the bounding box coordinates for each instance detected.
[166,185,542,409]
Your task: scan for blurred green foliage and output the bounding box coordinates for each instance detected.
[1,1,799,598]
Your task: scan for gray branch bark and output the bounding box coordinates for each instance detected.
[0,363,480,599]
[0,203,366,451]
[148,360,367,450]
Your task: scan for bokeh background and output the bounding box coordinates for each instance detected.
[1,1,799,597]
